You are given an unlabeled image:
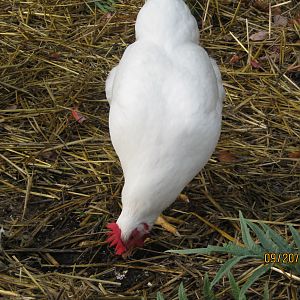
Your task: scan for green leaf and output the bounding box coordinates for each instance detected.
[228,271,246,300]
[239,265,270,299]
[156,291,165,300]
[167,244,254,256]
[218,243,253,257]
[289,225,300,250]
[178,282,188,300]
[203,273,217,300]
[239,211,256,249]
[94,1,105,10]
[260,223,291,252]
[166,247,212,255]
[210,256,249,287]
[263,282,269,300]
[93,0,116,12]
[167,244,245,255]
[292,263,300,275]
[246,221,276,252]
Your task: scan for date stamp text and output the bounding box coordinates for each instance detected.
[264,253,299,264]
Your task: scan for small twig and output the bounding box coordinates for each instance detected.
[271,267,300,282]
[0,226,5,250]
[12,256,47,295]
[22,174,33,220]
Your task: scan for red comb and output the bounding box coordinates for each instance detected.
[106,223,127,255]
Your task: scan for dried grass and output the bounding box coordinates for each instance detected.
[0,0,299,299]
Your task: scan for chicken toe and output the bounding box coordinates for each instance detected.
[155,215,181,237]
[177,193,190,203]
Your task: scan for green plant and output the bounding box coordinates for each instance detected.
[157,282,188,300]
[167,211,300,299]
[92,0,116,12]
[203,273,217,300]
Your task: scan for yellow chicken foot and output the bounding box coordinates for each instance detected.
[155,215,181,237]
[155,194,189,236]
[177,193,189,203]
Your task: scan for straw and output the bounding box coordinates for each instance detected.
[0,0,299,298]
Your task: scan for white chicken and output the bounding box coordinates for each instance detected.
[106,0,224,256]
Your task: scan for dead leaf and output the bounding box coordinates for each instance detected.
[270,45,280,53]
[223,34,234,42]
[250,59,262,69]
[289,17,300,26]
[49,52,61,60]
[105,13,112,20]
[71,107,87,124]
[272,7,281,16]
[6,104,17,110]
[288,151,300,158]
[274,15,288,27]
[217,150,238,163]
[253,0,269,12]
[229,54,240,65]
[259,52,279,62]
[250,31,268,41]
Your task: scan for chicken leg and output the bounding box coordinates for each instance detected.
[154,194,189,236]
